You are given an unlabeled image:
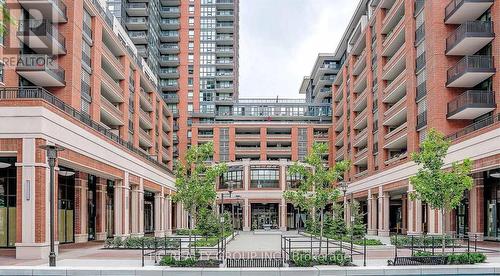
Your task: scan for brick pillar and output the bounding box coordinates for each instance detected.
[378,190,390,237]
[243,198,250,231]
[243,160,250,190]
[428,208,443,235]
[407,185,423,235]
[95,179,107,240]
[74,172,88,243]
[468,174,484,241]
[138,179,144,234]
[165,195,173,235]
[114,176,130,239]
[367,190,378,235]
[401,194,408,234]
[154,192,165,237]
[130,185,141,237]
[279,198,287,231]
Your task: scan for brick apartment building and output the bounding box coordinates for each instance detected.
[331,0,499,240]
[0,0,187,259]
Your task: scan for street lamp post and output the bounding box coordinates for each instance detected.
[339,180,351,226]
[219,180,236,265]
[39,144,65,267]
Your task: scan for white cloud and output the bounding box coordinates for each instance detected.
[238,0,358,99]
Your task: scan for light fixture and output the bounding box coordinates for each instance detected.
[490,170,500,178]
[58,170,75,177]
[0,162,11,169]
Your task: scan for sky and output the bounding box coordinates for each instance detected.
[238,0,358,99]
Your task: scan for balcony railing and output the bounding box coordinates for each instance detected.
[18,20,66,51]
[416,52,426,72]
[446,114,500,141]
[416,81,427,102]
[416,110,427,130]
[447,90,496,118]
[446,55,495,86]
[446,21,494,54]
[415,24,425,46]
[0,87,172,174]
[414,0,425,16]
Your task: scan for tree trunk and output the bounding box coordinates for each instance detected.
[441,209,446,254]
[319,207,324,255]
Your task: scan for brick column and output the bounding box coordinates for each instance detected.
[74,172,88,243]
[279,198,287,231]
[401,194,408,234]
[243,198,250,231]
[130,185,141,237]
[377,190,390,237]
[468,174,484,241]
[114,176,130,239]
[243,160,250,190]
[138,179,144,234]
[367,190,378,235]
[165,195,173,235]
[95,179,107,240]
[154,192,165,237]
[427,208,443,235]
[407,185,423,235]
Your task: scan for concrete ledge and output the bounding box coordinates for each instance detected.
[2,264,500,276]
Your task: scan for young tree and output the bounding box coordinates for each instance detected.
[349,201,366,239]
[0,3,16,36]
[284,142,350,253]
[172,142,227,250]
[409,128,473,253]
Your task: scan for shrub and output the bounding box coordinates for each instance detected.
[159,256,198,267]
[290,250,352,267]
[196,209,219,238]
[291,251,314,267]
[191,236,220,247]
[111,237,123,248]
[390,235,454,247]
[447,253,486,264]
[175,228,201,236]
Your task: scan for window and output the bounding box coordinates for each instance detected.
[188,65,194,75]
[219,170,243,189]
[188,30,195,39]
[189,5,195,14]
[189,17,195,27]
[0,63,4,83]
[188,77,193,87]
[188,90,194,100]
[250,168,280,189]
[286,172,304,189]
[188,104,193,112]
[188,54,194,62]
[188,42,194,51]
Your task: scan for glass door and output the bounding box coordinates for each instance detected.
[456,199,469,237]
[58,170,75,244]
[144,202,154,233]
[87,175,97,241]
[0,157,16,247]
[251,203,278,230]
[106,180,115,238]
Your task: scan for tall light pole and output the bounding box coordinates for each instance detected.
[39,144,65,267]
[339,180,350,225]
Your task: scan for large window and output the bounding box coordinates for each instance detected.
[219,169,243,189]
[0,157,16,247]
[286,172,304,189]
[250,167,280,189]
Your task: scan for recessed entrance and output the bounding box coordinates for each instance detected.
[251,203,278,230]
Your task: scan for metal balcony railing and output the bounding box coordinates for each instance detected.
[447,55,495,84]
[416,81,427,102]
[447,90,495,117]
[446,21,494,53]
[18,20,66,50]
[416,110,427,130]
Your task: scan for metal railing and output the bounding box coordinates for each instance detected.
[416,110,427,130]
[446,113,500,141]
[415,81,426,102]
[414,0,425,16]
[415,24,425,46]
[16,54,65,82]
[281,234,367,266]
[447,90,495,116]
[18,20,66,50]
[416,52,426,72]
[446,21,493,52]
[0,87,173,175]
[447,55,495,84]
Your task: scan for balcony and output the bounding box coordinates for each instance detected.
[18,0,67,23]
[100,97,124,126]
[17,20,66,55]
[139,109,153,130]
[138,128,153,148]
[384,151,408,165]
[216,71,234,81]
[445,0,494,24]
[353,128,368,148]
[353,109,368,130]
[216,0,235,9]
[446,21,494,56]
[126,3,148,16]
[128,31,147,44]
[447,90,496,119]
[216,23,234,33]
[217,11,235,20]
[382,16,405,57]
[159,56,180,67]
[381,0,405,35]
[163,94,179,104]
[382,44,406,80]
[335,132,344,147]
[160,81,179,92]
[216,47,234,57]
[216,35,234,45]
[353,88,368,112]
[191,110,216,118]
[335,146,345,161]
[384,122,408,149]
[352,50,367,76]
[354,147,368,166]
[101,71,124,103]
[334,102,344,117]
[16,54,65,87]
[140,89,153,112]
[383,96,407,126]
[446,55,495,87]
[266,133,292,141]
[215,96,234,105]
[235,133,261,141]
[160,31,180,42]
[383,69,407,103]
[353,68,368,93]
[159,18,180,30]
[335,116,345,132]
[125,17,148,30]
[159,44,180,54]
[416,81,427,102]
[334,84,344,102]
[101,45,125,80]
[158,68,179,79]
[416,110,427,130]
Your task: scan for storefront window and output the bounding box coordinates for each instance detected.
[0,157,16,247]
[219,169,243,189]
[250,168,279,189]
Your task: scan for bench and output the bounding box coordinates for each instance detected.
[388,256,447,266]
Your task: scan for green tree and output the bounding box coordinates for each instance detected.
[349,201,366,239]
[409,129,473,253]
[284,142,350,253]
[172,142,227,251]
[329,202,347,239]
[1,3,16,36]
[196,208,219,239]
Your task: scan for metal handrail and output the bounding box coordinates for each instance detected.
[446,21,493,52]
[447,90,495,115]
[447,55,494,83]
